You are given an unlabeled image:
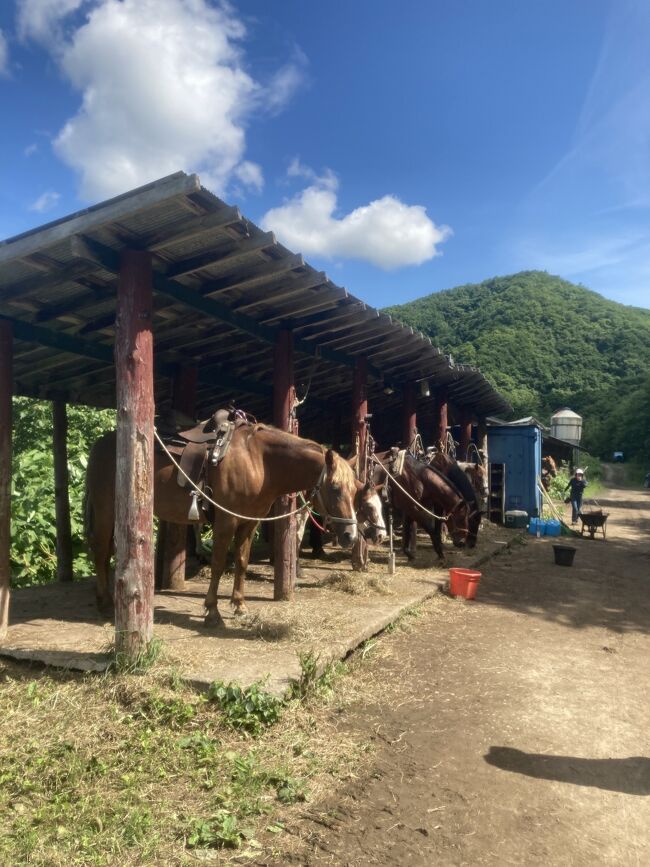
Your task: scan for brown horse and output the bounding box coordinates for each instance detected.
[373,450,471,561]
[85,423,359,626]
[457,460,489,514]
[429,451,482,548]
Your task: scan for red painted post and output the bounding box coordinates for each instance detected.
[477,417,488,460]
[434,388,448,451]
[273,329,297,601]
[459,408,473,461]
[352,357,368,480]
[161,366,198,592]
[0,320,12,640]
[114,249,155,658]
[53,400,73,582]
[402,382,417,451]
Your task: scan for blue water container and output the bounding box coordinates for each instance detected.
[528,517,545,536]
[545,519,561,537]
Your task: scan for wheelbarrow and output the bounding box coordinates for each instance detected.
[579,509,609,540]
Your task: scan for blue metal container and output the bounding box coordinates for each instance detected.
[488,423,542,518]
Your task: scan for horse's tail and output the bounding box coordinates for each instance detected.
[83,474,93,548]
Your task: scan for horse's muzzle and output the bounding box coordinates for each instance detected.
[338,527,357,548]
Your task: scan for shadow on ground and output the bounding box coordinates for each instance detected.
[485,746,650,796]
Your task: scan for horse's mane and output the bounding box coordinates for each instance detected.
[435,456,480,509]
[248,423,324,454]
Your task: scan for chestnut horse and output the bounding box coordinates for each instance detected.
[85,424,359,626]
[373,451,471,561]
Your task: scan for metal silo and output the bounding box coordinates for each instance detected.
[550,407,582,445]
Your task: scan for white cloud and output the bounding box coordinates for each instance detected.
[29,190,61,212]
[0,29,9,75]
[233,160,264,193]
[16,0,87,45]
[24,143,38,157]
[262,168,452,269]
[18,0,305,200]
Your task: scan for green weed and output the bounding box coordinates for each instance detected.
[207,681,283,735]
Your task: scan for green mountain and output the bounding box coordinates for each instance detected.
[384,271,650,459]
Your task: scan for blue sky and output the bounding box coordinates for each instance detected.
[1,0,649,309]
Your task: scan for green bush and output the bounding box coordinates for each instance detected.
[11,398,115,586]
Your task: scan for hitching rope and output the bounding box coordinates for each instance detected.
[371,453,448,521]
[154,428,357,525]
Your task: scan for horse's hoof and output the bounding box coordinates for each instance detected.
[204,610,225,628]
[231,604,247,617]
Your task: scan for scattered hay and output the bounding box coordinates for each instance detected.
[323,570,395,597]
[239,601,336,645]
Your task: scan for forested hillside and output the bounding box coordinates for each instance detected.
[384,271,650,459]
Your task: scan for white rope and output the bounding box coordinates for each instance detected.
[371,453,448,521]
[154,428,311,523]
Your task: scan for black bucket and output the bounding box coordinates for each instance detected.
[553,544,577,567]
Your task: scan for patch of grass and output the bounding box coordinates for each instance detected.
[109,635,164,675]
[289,651,347,701]
[207,681,283,735]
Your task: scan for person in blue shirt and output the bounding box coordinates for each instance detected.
[565,468,587,524]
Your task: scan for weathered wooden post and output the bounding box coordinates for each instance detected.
[52,400,73,583]
[434,387,449,451]
[351,357,369,571]
[477,417,488,461]
[352,357,368,477]
[160,366,198,592]
[114,249,155,658]
[402,382,417,451]
[0,320,12,640]
[273,328,297,600]
[459,407,473,461]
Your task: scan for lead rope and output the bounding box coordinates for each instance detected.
[155,428,311,522]
[371,453,448,521]
[154,428,357,526]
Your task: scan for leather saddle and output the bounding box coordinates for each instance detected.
[157,407,249,520]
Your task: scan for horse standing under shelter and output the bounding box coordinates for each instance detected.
[372,450,472,561]
[85,420,360,627]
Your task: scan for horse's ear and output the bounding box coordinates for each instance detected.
[374,483,384,494]
[347,454,358,469]
[325,449,336,472]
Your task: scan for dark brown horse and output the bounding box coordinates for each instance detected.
[373,450,471,561]
[430,451,482,548]
[85,423,359,626]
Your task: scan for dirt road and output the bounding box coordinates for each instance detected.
[282,485,650,865]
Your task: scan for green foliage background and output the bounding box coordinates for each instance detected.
[384,271,650,460]
[11,398,115,586]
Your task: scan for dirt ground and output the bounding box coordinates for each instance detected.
[0,521,516,694]
[275,482,650,866]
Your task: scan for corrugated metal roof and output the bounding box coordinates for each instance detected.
[0,171,511,443]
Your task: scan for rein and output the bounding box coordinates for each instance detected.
[371,453,448,522]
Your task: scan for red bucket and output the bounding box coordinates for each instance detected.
[449,567,482,599]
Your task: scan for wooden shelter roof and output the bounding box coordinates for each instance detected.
[0,172,511,437]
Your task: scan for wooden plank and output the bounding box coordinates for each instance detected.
[114,249,155,659]
[0,320,11,639]
[273,329,297,601]
[52,401,74,582]
[0,172,200,265]
[164,232,276,279]
[141,205,241,251]
[0,260,101,303]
